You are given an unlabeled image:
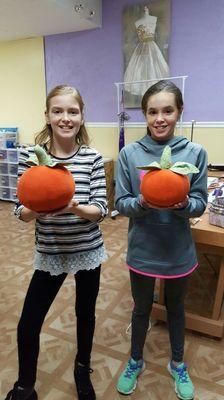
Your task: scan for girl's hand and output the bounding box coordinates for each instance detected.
[48,199,102,222]
[19,208,45,222]
[46,198,79,216]
[140,195,189,210]
[171,195,189,209]
[140,195,160,209]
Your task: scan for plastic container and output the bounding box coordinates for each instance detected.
[0,175,9,187]
[10,187,17,201]
[0,163,8,174]
[8,163,18,176]
[9,175,18,188]
[0,144,19,201]
[0,187,10,200]
[209,197,224,228]
[0,149,7,161]
[7,149,18,162]
[0,128,18,149]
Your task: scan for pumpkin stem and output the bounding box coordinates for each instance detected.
[26,145,73,168]
[160,146,172,169]
[34,145,54,166]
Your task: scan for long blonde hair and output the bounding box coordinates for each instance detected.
[35,85,90,147]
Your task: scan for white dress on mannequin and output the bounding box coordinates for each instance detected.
[124,6,169,96]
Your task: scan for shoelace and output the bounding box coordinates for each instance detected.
[175,365,189,383]
[124,361,141,379]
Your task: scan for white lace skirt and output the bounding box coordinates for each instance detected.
[34,245,108,276]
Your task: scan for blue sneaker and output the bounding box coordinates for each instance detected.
[117,358,145,394]
[168,361,195,399]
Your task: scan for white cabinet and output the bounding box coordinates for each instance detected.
[0,148,19,201]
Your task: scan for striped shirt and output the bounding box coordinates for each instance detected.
[15,145,108,275]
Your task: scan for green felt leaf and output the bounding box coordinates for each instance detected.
[160,146,172,169]
[170,162,199,175]
[26,156,39,166]
[136,146,200,175]
[136,161,161,170]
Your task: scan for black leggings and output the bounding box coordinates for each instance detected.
[130,270,188,363]
[17,266,101,387]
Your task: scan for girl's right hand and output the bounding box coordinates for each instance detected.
[19,208,36,222]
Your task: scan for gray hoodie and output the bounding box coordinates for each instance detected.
[115,134,208,277]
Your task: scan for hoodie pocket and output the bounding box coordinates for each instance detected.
[128,217,192,266]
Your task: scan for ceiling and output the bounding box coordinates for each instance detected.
[0,0,102,42]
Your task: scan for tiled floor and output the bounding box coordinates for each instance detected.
[0,202,224,399]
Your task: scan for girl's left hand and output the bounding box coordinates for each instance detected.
[171,195,189,209]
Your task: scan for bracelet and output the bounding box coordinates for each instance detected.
[14,204,25,220]
[91,203,107,223]
[97,214,105,223]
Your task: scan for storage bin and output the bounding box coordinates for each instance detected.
[8,163,18,176]
[9,175,18,188]
[7,149,18,162]
[0,138,6,148]
[0,175,9,187]
[0,187,10,200]
[0,149,7,161]
[209,197,224,228]
[10,187,17,201]
[0,145,19,201]
[0,128,18,149]
[6,133,17,148]
[0,133,6,148]
[0,163,8,174]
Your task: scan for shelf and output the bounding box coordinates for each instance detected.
[0,146,19,201]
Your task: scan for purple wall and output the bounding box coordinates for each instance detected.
[44,0,224,123]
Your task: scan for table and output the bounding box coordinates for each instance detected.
[151,209,224,338]
[207,170,224,178]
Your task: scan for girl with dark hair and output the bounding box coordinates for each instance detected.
[4,85,108,400]
[115,80,207,400]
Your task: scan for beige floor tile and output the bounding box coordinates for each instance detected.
[0,202,224,399]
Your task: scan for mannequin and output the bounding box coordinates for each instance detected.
[124,5,169,96]
[135,6,157,34]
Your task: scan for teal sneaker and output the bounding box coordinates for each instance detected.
[168,361,195,400]
[117,358,145,394]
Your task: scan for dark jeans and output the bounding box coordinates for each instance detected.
[17,266,101,387]
[130,270,188,363]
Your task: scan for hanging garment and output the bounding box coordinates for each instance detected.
[124,25,169,96]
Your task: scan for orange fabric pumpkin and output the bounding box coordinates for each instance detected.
[141,170,190,207]
[138,146,199,207]
[17,145,75,212]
